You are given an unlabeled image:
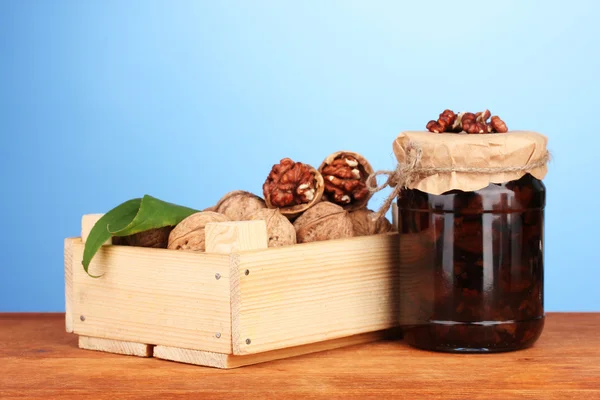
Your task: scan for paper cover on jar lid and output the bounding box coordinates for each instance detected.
[391,131,549,195]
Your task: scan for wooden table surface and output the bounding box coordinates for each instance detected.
[1,313,599,399]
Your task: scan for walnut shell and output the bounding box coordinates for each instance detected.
[318,151,375,211]
[113,226,173,248]
[293,201,354,243]
[348,208,393,237]
[214,190,266,221]
[167,211,230,251]
[248,208,296,247]
[263,159,325,220]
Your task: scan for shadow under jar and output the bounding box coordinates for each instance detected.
[397,173,545,353]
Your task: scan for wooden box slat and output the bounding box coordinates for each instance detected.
[232,233,399,355]
[70,239,232,353]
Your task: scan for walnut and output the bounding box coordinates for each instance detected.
[476,110,492,124]
[348,208,393,237]
[167,211,230,251]
[319,151,374,211]
[248,208,296,247]
[113,226,173,248]
[293,201,354,243]
[214,190,266,221]
[426,109,457,133]
[263,158,324,219]
[461,112,487,134]
[426,109,509,133]
[451,112,464,132]
[490,115,508,133]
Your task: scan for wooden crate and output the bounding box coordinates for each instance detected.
[65,214,400,368]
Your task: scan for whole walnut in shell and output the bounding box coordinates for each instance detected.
[348,208,394,236]
[167,211,230,251]
[293,201,354,243]
[248,208,296,247]
[214,190,266,221]
[113,226,173,248]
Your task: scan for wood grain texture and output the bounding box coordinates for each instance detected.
[69,238,232,353]
[204,220,269,360]
[1,313,599,399]
[153,345,229,368]
[232,232,400,355]
[79,336,152,357]
[64,238,74,333]
[205,221,268,254]
[154,329,395,369]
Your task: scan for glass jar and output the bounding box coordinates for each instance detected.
[397,173,545,353]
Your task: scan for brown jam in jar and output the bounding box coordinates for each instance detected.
[397,173,545,353]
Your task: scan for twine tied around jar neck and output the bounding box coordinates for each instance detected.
[366,141,551,221]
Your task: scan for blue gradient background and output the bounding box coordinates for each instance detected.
[1,1,598,311]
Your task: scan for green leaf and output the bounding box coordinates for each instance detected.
[82,198,141,277]
[108,195,198,237]
[82,195,199,277]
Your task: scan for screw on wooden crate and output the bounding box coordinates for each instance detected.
[245,338,252,345]
[215,332,221,339]
[80,315,86,322]
[215,273,221,280]
[244,269,250,276]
